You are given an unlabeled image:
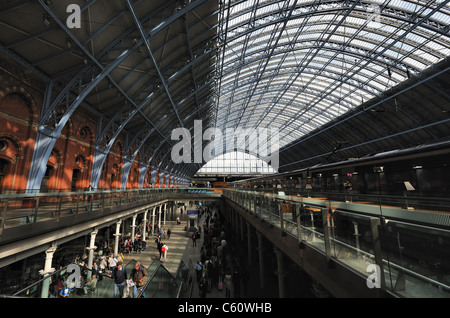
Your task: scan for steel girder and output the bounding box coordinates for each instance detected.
[279,63,450,171]
[214,0,450,169]
[3,0,450,184]
[22,0,216,191]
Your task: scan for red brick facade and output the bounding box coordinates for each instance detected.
[0,55,171,192]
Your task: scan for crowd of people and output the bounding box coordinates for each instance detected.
[48,202,250,299]
[109,260,149,298]
[193,204,249,298]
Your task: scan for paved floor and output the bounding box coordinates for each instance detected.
[125,216,230,298]
[124,209,276,298]
[125,220,191,275]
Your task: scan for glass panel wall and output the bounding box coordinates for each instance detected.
[223,189,450,298]
[196,151,277,175]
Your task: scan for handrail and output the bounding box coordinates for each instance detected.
[0,187,207,197]
[12,265,73,297]
[137,260,163,298]
[0,188,219,240]
[11,258,148,298]
[222,189,450,229]
[223,189,450,298]
[137,258,192,298]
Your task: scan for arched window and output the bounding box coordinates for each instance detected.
[197,151,276,175]
[0,158,9,191]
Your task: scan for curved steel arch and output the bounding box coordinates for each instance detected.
[2,0,450,185]
[215,0,450,153]
[22,0,216,191]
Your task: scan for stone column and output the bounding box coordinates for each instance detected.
[86,229,98,278]
[274,247,286,298]
[158,205,162,228]
[257,231,265,289]
[353,221,361,256]
[151,207,156,233]
[131,214,138,244]
[235,210,239,236]
[39,243,57,298]
[240,215,245,242]
[163,203,167,225]
[114,220,121,256]
[296,204,303,243]
[246,222,252,266]
[142,210,148,240]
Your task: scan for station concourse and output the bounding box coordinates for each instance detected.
[0,0,450,302]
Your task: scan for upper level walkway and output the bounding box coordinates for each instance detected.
[1,187,449,298]
[7,205,278,299]
[0,188,221,266]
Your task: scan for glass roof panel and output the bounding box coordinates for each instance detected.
[213,0,450,158]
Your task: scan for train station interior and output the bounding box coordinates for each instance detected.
[0,0,450,303]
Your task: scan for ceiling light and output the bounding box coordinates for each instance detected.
[43,15,50,27]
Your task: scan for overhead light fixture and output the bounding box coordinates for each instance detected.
[66,38,72,49]
[373,166,384,173]
[404,181,415,191]
[43,14,50,27]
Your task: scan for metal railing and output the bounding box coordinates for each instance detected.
[223,188,450,298]
[0,188,221,239]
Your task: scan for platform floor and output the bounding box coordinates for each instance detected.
[123,210,280,299]
[122,217,231,298]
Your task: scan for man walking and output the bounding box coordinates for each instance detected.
[111,261,127,298]
[130,261,148,298]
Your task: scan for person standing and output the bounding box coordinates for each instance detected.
[199,277,208,298]
[195,259,203,283]
[99,256,107,280]
[83,274,98,295]
[59,282,71,298]
[108,253,117,270]
[111,261,127,298]
[224,270,232,298]
[162,243,168,260]
[192,232,197,247]
[130,261,148,298]
[155,234,161,249]
[232,267,241,298]
[157,241,163,260]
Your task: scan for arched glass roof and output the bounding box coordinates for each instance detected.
[197,151,277,175]
[214,0,450,150]
[1,0,450,181]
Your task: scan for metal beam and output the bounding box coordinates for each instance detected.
[126,0,183,127]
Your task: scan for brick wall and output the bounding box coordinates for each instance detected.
[0,55,159,192]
